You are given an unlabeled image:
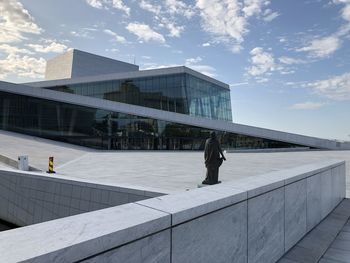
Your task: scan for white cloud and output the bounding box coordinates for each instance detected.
[294,1,350,61]
[186,64,217,78]
[333,0,350,22]
[0,1,52,80]
[103,29,127,43]
[139,0,161,15]
[0,54,45,79]
[247,49,302,79]
[105,48,119,52]
[342,4,350,22]
[336,23,350,37]
[165,23,184,38]
[165,0,195,19]
[202,42,211,47]
[196,0,272,52]
[0,0,42,43]
[111,0,130,16]
[256,77,269,83]
[230,82,248,87]
[278,56,306,65]
[263,9,280,22]
[141,56,217,78]
[279,37,286,43]
[138,0,189,38]
[306,72,350,101]
[172,49,183,54]
[185,57,202,64]
[0,44,33,55]
[331,1,350,37]
[280,70,295,75]
[247,47,276,76]
[332,0,350,3]
[142,56,217,78]
[243,0,263,17]
[27,41,68,53]
[185,56,217,77]
[86,0,130,16]
[289,102,326,110]
[196,0,247,48]
[296,36,341,58]
[86,0,103,9]
[141,62,180,70]
[126,23,165,43]
[70,28,97,39]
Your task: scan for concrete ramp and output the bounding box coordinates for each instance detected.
[0,130,91,171]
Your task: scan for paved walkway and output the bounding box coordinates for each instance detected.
[279,199,350,263]
[56,150,350,194]
[0,130,91,171]
[321,217,350,262]
[0,130,350,194]
[0,163,13,170]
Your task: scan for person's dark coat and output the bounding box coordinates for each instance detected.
[203,132,226,185]
[204,137,222,168]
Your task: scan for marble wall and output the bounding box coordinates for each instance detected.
[0,169,163,226]
[284,179,307,252]
[0,160,345,263]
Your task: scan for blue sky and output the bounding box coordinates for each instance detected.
[0,0,350,141]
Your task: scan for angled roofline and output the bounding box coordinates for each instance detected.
[1,81,349,150]
[71,49,139,68]
[24,66,230,90]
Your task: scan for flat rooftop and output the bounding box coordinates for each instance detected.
[55,150,350,194]
[25,66,230,89]
[0,130,349,195]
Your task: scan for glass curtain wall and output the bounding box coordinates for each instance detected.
[44,73,232,122]
[0,91,304,150]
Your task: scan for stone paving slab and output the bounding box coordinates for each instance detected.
[278,199,350,263]
[322,248,350,262]
[56,150,350,194]
[321,215,350,262]
[1,130,350,194]
[319,259,345,263]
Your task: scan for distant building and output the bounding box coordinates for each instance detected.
[0,49,349,150]
[45,49,139,80]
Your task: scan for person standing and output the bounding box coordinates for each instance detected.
[202,131,226,185]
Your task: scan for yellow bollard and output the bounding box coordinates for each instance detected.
[46,156,56,174]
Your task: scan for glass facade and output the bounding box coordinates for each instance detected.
[43,73,233,122]
[0,91,305,150]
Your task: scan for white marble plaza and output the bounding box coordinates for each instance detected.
[0,130,348,262]
[1,130,350,196]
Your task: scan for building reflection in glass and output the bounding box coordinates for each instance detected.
[44,73,233,122]
[0,91,304,150]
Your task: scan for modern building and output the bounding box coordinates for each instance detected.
[0,49,349,150]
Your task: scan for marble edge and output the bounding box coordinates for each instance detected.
[0,169,166,197]
[253,159,345,187]
[0,160,343,262]
[137,185,248,225]
[284,159,345,184]
[0,203,171,263]
[137,160,345,224]
[137,160,345,225]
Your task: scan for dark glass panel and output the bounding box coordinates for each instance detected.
[44,73,232,121]
[0,91,306,151]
